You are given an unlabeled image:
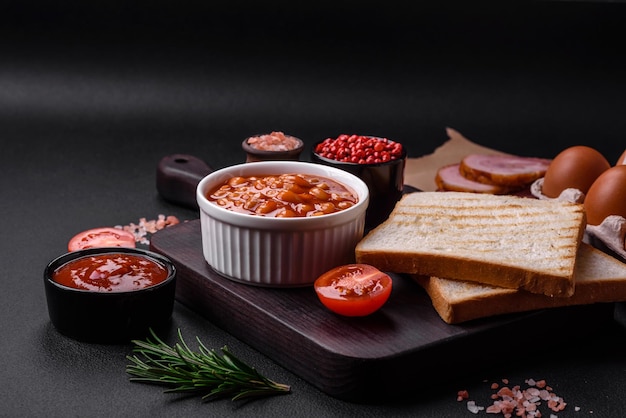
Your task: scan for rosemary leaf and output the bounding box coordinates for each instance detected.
[126,329,291,402]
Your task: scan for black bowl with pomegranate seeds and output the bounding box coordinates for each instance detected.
[312,134,406,229]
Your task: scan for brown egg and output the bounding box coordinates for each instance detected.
[542,146,611,198]
[617,149,626,166]
[584,165,626,225]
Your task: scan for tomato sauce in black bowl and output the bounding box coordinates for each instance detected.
[44,247,177,343]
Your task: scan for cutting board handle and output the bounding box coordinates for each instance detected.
[156,154,213,209]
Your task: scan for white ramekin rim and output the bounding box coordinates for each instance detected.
[196,161,370,228]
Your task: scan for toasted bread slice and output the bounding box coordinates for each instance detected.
[354,191,585,297]
[414,243,626,324]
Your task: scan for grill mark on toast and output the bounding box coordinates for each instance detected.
[356,192,584,296]
[392,214,581,230]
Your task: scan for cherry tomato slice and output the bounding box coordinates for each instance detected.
[67,227,136,252]
[313,264,392,317]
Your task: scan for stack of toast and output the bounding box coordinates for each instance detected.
[355,191,626,324]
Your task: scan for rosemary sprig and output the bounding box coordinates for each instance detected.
[126,328,291,402]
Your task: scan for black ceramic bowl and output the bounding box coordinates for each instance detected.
[312,136,406,229]
[242,132,304,162]
[44,247,177,344]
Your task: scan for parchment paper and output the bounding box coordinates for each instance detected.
[404,127,510,191]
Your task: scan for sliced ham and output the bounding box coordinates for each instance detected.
[435,164,515,194]
[459,154,552,187]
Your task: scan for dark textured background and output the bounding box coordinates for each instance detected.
[2,1,625,163]
[2,2,626,417]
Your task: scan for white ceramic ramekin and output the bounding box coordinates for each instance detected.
[196,161,369,287]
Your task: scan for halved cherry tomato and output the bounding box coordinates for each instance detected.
[67,227,136,252]
[313,264,392,317]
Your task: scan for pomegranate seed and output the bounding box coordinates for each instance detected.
[315,134,403,165]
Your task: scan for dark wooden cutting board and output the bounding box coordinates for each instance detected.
[150,219,614,403]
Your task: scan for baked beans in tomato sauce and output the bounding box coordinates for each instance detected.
[53,253,169,292]
[207,173,358,217]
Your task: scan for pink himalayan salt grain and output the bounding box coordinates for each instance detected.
[457,378,570,417]
[117,215,180,245]
[458,390,470,402]
[467,400,485,414]
[246,131,301,151]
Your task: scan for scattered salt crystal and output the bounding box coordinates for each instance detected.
[457,390,470,402]
[525,401,538,412]
[486,403,501,413]
[458,378,570,417]
[526,387,540,397]
[117,214,180,245]
[466,400,484,414]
